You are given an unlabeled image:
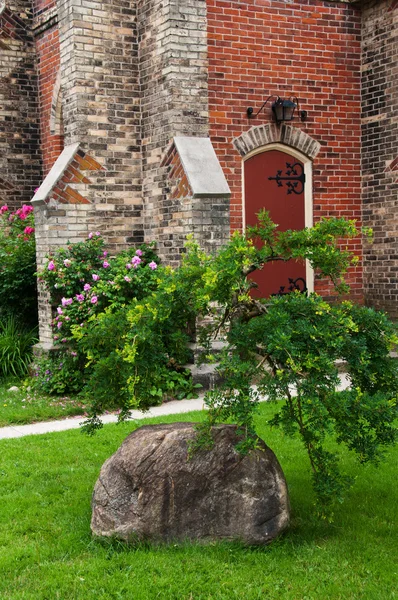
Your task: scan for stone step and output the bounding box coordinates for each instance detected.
[186,340,227,364]
[187,363,224,391]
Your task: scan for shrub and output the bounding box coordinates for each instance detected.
[37,234,197,403]
[31,351,86,396]
[37,215,398,516]
[0,204,38,328]
[73,212,397,516]
[0,315,38,380]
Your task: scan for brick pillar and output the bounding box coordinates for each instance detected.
[56,0,142,246]
[0,0,42,210]
[362,0,398,317]
[138,0,211,264]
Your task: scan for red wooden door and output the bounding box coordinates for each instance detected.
[244,150,306,298]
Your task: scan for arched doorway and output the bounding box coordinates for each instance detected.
[243,144,313,298]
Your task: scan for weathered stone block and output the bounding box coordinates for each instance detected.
[91,422,290,545]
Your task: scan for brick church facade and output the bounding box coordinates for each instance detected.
[0,0,397,343]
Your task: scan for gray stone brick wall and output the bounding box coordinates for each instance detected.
[361,0,398,317]
[138,0,211,264]
[56,0,143,247]
[0,0,42,210]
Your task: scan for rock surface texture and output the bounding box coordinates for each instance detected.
[91,423,290,545]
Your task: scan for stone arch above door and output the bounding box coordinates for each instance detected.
[233,124,321,160]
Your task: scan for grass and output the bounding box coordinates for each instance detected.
[0,403,397,600]
[0,382,89,427]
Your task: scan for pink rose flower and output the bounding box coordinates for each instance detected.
[24,226,35,235]
[148,261,157,270]
[131,256,141,268]
[57,307,63,315]
[91,296,98,304]
[135,249,143,256]
[0,205,9,214]
[48,261,55,271]
[63,259,71,267]
[124,276,131,282]
[92,274,100,281]
[57,321,62,329]
[76,294,84,302]
[83,283,91,291]
[126,263,132,270]
[88,232,93,239]
[103,261,110,268]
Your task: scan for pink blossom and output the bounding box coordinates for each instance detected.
[124,276,131,282]
[83,283,91,291]
[16,205,33,220]
[148,261,157,270]
[48,261,55,271]
[88,232,93,239]
[57,307,63,315]
[131,256,141,268]
[76,294,84,302]
[63,259,71,267]
[71,351,77,357]
[126,263,132,270]
[61,297,73,306]
[91,296,98,304]
[0,205,9,215]
[23,226,35,235]
[135,249,143,256]
[92,274,100,281]
[103,251,108,257]
[95,231,101,237]
[57,321,62,329]
[103,261,110,268]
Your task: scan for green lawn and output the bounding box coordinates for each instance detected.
[0,383,89,426]
[0,403,397,600]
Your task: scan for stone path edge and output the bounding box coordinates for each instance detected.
[0,396,207,440]
[0,374,351,441]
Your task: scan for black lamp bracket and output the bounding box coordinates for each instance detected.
[247,95,308,123]
[247,95,278,119]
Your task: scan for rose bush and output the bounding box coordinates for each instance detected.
[0,204,38,328]
[36,234,198,405]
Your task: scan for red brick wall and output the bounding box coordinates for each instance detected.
[207,0,362,299]
[35,23,64,176]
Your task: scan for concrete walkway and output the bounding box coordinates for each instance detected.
[0,373,351,441]
[0,396,207,440]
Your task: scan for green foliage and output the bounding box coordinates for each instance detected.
[178,214,397,516]
[31,351,87,396]
[0,204,38,328]
[37,234,200,415]
[37,214,398,516]
[0,315,38,379]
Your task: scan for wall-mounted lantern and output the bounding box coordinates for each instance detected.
[247,95,308,125]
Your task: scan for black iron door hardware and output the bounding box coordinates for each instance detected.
[268,162,305,195]
[272,277,308,296]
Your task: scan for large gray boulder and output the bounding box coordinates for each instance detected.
[91,422,290,545]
